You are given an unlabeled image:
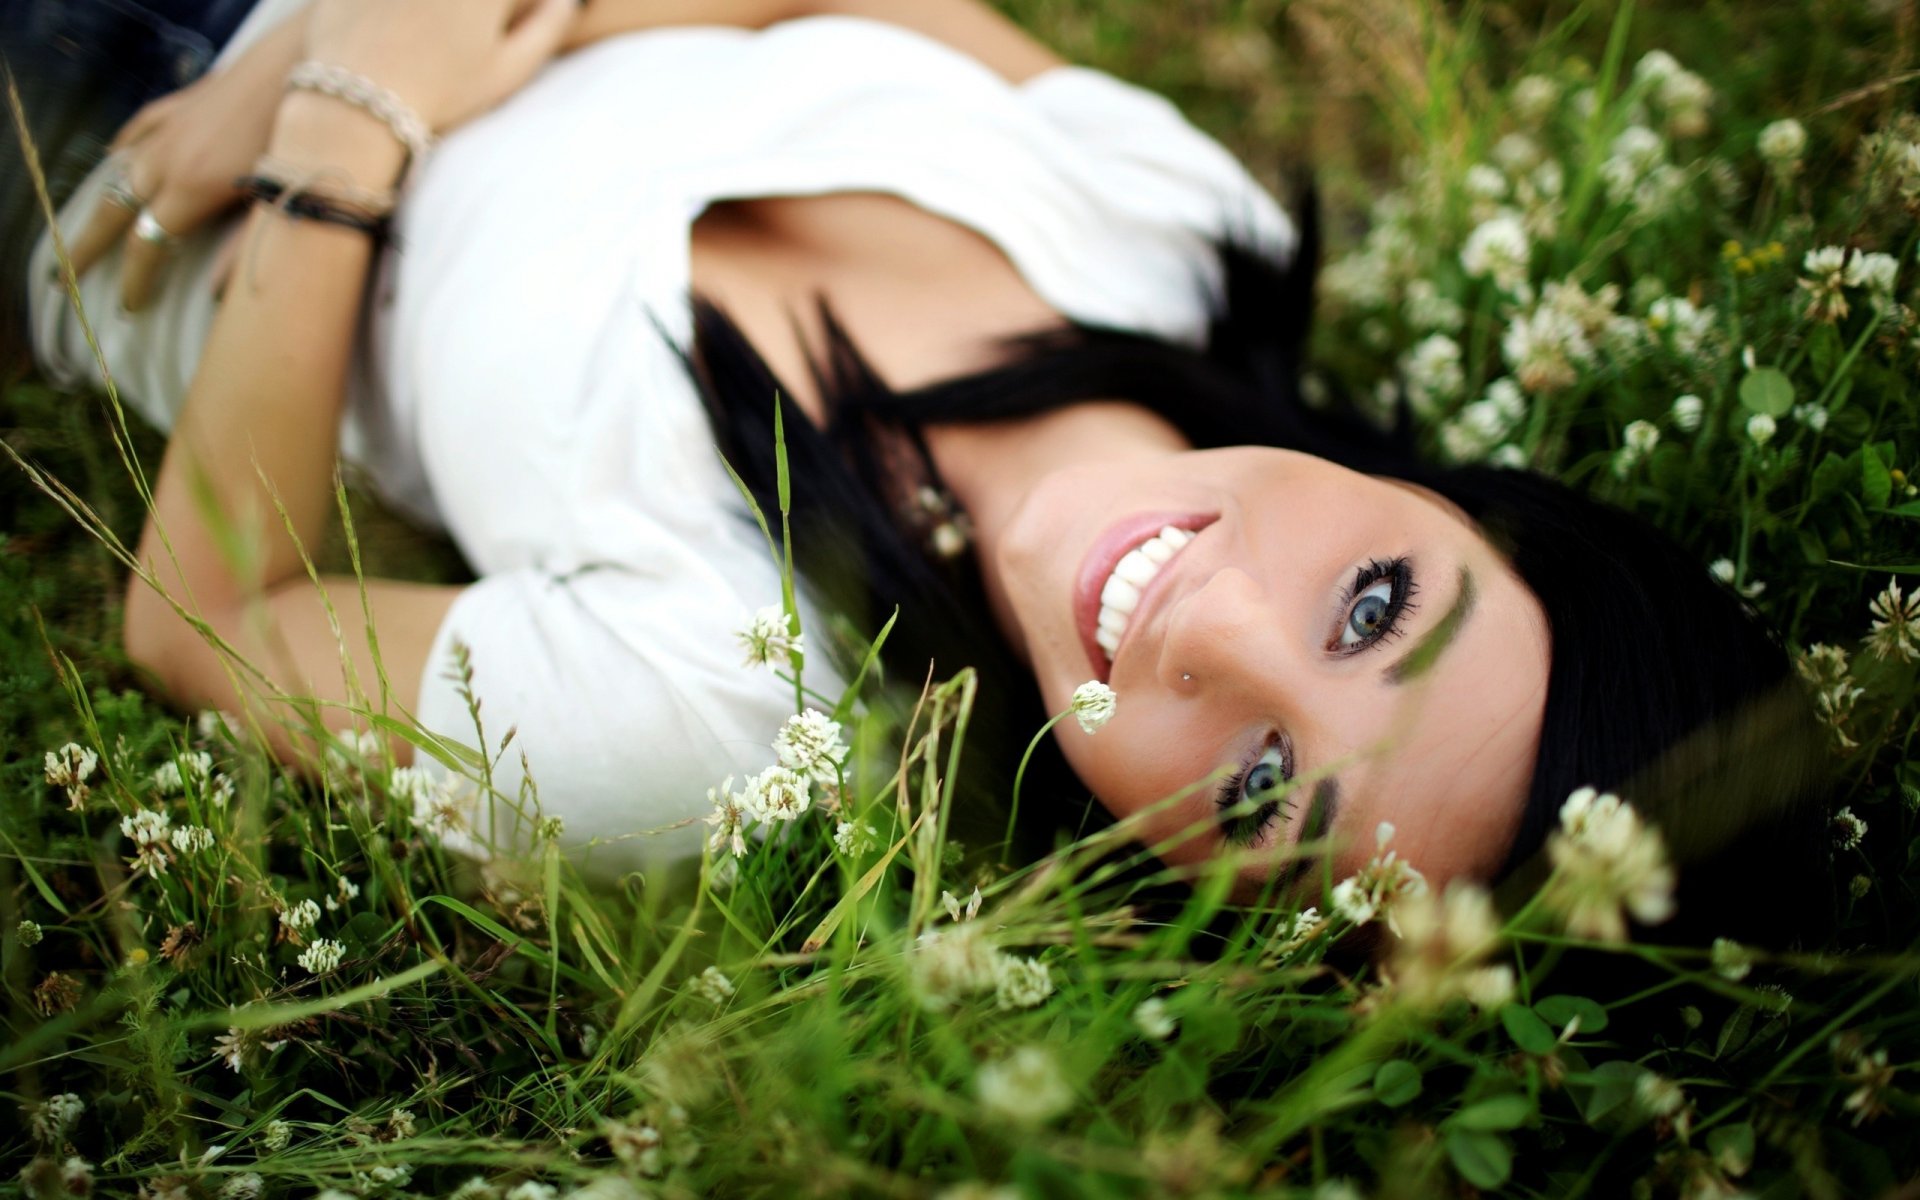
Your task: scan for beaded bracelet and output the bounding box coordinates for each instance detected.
[236,176,392,241]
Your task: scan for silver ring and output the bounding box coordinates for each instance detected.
[102,180,143,211]
[133,209,178,249]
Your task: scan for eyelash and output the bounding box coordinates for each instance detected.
[1212,559,1417,846]
[1336,557,1420,654]
[1216,737,1295,847]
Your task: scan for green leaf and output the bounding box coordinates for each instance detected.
[1716,1004,1756,1059]
[1445,1130,1514,1189]
[1534,994,1608,1034]
[1798,528,1828,565]
[1738,367,1795,417]
[1707,1121,1755,1177]
[1571,1060,1645,1128]
[1863,443,1893,509]
[1811,451,1850,502]
[1452,1093,1535,1132]
[1501,1003,1557,1054]
[1808,321,1840,379]
[1373,1059,1422,1107]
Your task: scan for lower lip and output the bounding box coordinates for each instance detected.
[1074,511,1216,682]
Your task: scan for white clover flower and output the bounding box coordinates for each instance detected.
[1543,788,1676,941]
[1384,882,1512,1010]
[1832,806,1868,852]
[737,605,804,671]
[993,955,1055,1011]
[260,1119,292,1152]
[1511,74,1560,123]
[1489,444,1528,470]
[1746,413,1777,446]
[297,938,345,975]
[1464,163,1508,201]
[1329,824,1427,935]
[1709,558,1738,585]
[740,765,810,821]
[1671,394,1704,432]
[1712,937,1755,982]
[941,887,983,923]
[1867,576,1920,662]
[1658,70,1713,137]
[1485,378,1527,427]
[833,820,879,857]
[689,966,735,1006]
[326,875,361,913]
[1633,49,1683,85]
[44,743,98,809]
[172,826,216,856]
[1636,1073,1688,1119]
[504,1184,560,1200]
[121,808,173,876]
[18,919,43,947]
[1646,296,1719,360]
[1460,400,1511,443]
[388,1107,417,1140]
[1502,305,1594,394]
[1846,251,1900,304]
[209,774,235,809]
[1492,132,1542,173]
[1399,334,1465,416]
[1070,680,1117,734]
[909,926,1000,1011]
[1797,643,1866,749]
[1460,212,1532,290]
[279,898,321,936]
[772,709,849,785]
[151,751,213,795]
[30,1093,84,1144]
[1794,403,1831,432]
[211,1027,255,1073]
[1321,250,1394,310]
[1624,420,1660,455]
[976,1046,1073,1125]
[217,1173,264,1200]
[1758,118,1807,165]
[1132,997,1177,1040]
[704,778,749,859]
[1801,246,1854,322]
[1403,279,1465,334]
[604,1118,665,1176]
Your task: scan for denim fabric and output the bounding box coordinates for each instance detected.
[1,0,253,362]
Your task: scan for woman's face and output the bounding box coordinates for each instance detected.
[989,446,1552,896]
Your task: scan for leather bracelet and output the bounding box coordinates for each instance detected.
[236,176,392,241]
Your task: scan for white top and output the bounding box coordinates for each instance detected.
[30,4,1294,874]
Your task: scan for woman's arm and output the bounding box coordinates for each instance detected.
[565,0,1063,82]
[121,0,575,763]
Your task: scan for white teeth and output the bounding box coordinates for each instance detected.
[1100,575,1141,614]
[1093,525,1199,665]
[1113,548,1159,587]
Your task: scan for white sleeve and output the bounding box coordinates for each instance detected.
[412,567,815,878]
[1019,65,1296,263]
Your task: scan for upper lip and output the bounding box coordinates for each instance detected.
[1074,512,1216,682]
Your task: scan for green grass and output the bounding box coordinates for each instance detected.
[6,2,1920,1196]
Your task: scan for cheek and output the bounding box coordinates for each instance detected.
[1061,710,1220,864]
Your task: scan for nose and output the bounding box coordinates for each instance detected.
[1157,565,1296,702]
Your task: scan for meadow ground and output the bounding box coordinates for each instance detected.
[4,1,1920,1196]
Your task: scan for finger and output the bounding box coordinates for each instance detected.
[110,91,187,152]
[120,200,189,312]
[66,182,142,279]
[492,0,576,91]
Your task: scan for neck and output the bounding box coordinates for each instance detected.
[921,401,1191,661]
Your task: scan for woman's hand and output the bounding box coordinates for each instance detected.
[302,0,576,139]
[66,12,309,309]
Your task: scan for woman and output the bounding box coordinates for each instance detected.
[22,0,1827,939]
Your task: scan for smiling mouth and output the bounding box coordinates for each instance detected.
[1095,525,1196,660]
[1075,513,1215,680]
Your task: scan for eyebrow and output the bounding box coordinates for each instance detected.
[1385,566,1478,686]
[1273,777,1340,893]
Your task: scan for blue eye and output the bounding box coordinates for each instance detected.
[1216,741,1294,846]
[1337,559,1417,651]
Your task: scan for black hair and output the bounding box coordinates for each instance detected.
[685,189,1832,950]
